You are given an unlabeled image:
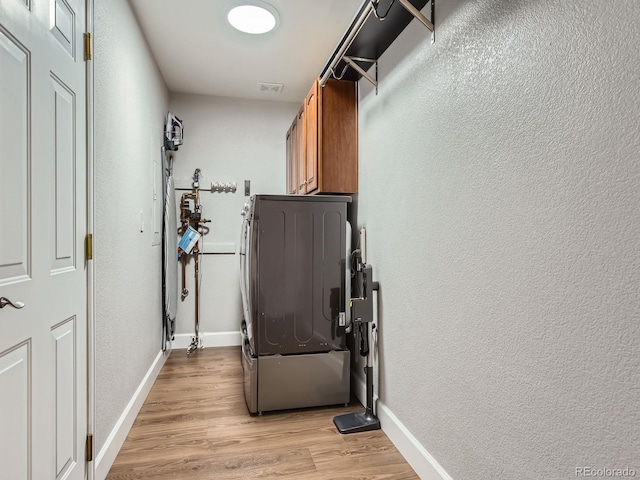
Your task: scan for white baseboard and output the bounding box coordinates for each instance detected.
[94,349,168,480]
[377,401,454,480]
[351,375,453,480]
[171,330,242,349]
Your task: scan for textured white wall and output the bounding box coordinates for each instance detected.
[94,0,168,454]
[168,94,298,339]
[357,1,639,479]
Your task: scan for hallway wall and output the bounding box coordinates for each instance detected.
[168,93,299,347]
[94,0,168,462]
[355,1,640,479]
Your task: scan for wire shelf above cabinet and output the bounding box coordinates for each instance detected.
[319,0,434,92]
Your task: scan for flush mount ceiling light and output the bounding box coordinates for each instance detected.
[226,1,279,34]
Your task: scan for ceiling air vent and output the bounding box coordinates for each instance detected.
[258,82,284,94]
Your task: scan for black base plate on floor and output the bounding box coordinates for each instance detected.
[333,410,381,434]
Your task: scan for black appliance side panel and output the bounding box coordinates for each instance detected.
[248,201,259,355]
[254,197,347,355]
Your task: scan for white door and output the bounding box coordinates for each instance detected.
[0,0,87,479]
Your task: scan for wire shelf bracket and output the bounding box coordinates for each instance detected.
[397,0,434,34]
[343,56,378,94]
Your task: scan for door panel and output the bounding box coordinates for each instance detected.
[285,122,297,195]
[51,75,76,273]
[51,318,76,479]
[51,0,75,57]
[0,342,31,480]
[304,82,318,193]
[296,107,306,194]
[0,28,30,285]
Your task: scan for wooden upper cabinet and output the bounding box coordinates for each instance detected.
[286,78,357,195]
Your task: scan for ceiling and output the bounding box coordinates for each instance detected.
[129,0,364,104]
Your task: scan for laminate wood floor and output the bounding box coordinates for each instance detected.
[107,347,419,480]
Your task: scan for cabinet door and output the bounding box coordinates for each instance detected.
[286,120,297,194]
[296,106,306,194]
[304,81,318,193]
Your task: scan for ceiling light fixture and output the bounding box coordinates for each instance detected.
[226,1,279,35]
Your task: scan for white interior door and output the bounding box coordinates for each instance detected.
[0,0,87,479]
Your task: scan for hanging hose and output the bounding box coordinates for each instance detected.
[181,168,210,355]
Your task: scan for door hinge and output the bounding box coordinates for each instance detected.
[85,434,94,462]
[85,234,93,261]
[84,33,92,61]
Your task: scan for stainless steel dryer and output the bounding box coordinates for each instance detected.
[239,194,351,414]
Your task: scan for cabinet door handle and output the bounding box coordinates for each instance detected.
[299,180,307,189]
